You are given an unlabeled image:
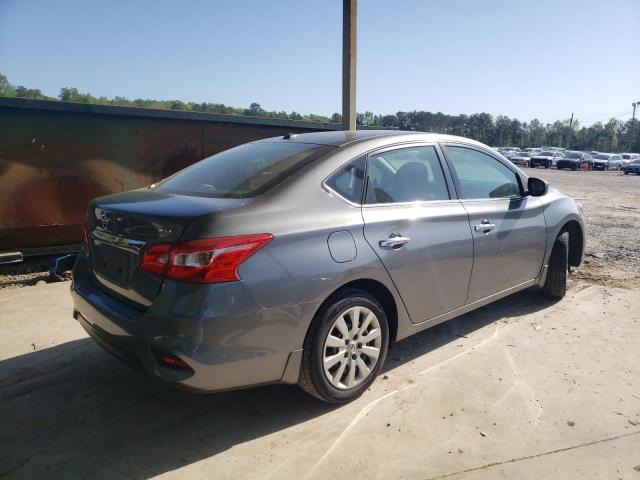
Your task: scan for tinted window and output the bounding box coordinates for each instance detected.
[446,146,521,199]
[156,142,332,198]
[365,146,449,204]
[565,151,581,159]
[325,156,365,204]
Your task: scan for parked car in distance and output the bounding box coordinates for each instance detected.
[592,153,623,171]
[509,151,533,167]
[556,151,593,171]
[622,159,640,175]
[621,153,640,165]
[530,151,564,168]
[71,130,585,403]
[523,147,543,156]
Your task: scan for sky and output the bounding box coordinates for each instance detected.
[0,0,638,126]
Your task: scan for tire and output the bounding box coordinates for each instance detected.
[541,234,568,299]
[545,161,550,169]
[624,171,629,175]
[572,165,577,171]
[298,289,389,403]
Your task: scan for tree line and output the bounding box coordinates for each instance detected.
[1,73,638,153]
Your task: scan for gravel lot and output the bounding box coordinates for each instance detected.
[528,168,640,288]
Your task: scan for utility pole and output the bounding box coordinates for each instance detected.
[633,102,638,120]
[342,0,357,131]
[567,112,574,149]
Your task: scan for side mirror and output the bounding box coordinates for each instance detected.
[528,177,549,197]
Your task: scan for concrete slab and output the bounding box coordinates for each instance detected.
[1,280,639,479]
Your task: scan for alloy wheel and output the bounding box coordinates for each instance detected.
[322,306,382,389]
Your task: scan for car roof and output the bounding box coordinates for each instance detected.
[255,129,487,148]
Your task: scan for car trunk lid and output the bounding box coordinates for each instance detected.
[86,189,248,307]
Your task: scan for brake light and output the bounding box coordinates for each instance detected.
[141,243,172,276]
[140,234,273,283]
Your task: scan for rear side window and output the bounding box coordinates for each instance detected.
[325,156,366,204]
[364,146,449,204]
[156,142,332,198]
[446,146,521,199]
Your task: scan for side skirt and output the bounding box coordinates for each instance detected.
[397,278,539,341]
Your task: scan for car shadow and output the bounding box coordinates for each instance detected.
[0,288,556,479]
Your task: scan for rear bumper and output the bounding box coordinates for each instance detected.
[71,255,313,392]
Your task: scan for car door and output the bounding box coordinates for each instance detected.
[361,144,473,323]
[442,144,547,302]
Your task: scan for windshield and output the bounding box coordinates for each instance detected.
[156,142,332,198]
[622,154,631,159]
[632,160,640,164]
[594,154,610,160]
[538,151,554,156]
[564,152,581,159]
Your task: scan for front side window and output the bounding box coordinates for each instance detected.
[157,142,332,198]
[446,146,521,199]
[325,156,366,204]
[365,146,449,204]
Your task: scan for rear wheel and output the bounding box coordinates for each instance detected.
[298,289,389,403]
[541,234,568,299]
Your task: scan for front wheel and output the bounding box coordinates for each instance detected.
[545,161,550,169]
[298,289,389,403]
[541,234,568,299]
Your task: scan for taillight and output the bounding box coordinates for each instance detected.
[141,243,172,276]
[140,234,273,283]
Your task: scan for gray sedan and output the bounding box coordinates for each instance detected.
[71,131,585,403]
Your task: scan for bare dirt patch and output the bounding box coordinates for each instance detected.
[531,168,640,288]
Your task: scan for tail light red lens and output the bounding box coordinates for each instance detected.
[140,234,273,283]
[141,243,172,276]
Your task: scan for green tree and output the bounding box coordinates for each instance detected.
[0,74,16,96]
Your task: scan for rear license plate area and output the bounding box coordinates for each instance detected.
[93,244,131,286]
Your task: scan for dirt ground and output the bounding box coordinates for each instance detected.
[530,168,640,289]
[1,168,639,479]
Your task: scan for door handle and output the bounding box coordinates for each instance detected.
[474,219,496,233]
[379,233,411,249]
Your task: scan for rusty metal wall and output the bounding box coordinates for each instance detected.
[0,98,339,252]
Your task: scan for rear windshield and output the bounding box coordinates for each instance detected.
[156,142,332,198]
